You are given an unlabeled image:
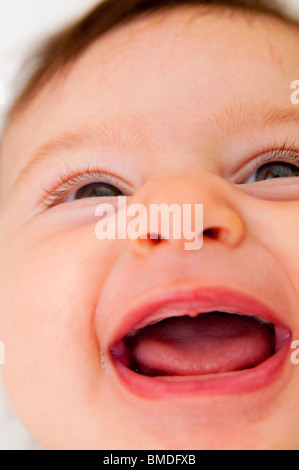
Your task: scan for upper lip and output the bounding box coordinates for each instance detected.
[109,284,291,348]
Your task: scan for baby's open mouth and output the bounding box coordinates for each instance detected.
[108,289,292,396]
[111,308,289,378]
[115,312,276,376]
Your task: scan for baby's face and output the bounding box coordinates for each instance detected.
[1,6,299,449]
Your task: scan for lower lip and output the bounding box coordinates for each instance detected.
[110,335,291,399]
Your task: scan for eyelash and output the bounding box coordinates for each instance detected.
[41,166,126,208]
[40,143,299,208]
[253,142,299,169]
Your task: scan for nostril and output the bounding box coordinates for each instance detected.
[129,232,165,256]
[145,233,164,245]
[203,228,221,239]
[135,233,165,247]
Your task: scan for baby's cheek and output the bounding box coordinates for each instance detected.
[0,222,121,430]
[238,198,299,315]
[256,205,299,300]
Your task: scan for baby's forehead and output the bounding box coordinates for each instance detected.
[1,6,299,201]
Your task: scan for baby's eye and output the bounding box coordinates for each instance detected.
[244,162,299,184]
[71,182,124,200]
[41,170,129,208]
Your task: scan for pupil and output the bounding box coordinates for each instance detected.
[75,182,122,199]
[257,163,299,181]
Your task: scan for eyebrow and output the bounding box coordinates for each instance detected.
[206,102,299,139]
[11,115,153,190]
[12,103,299,190]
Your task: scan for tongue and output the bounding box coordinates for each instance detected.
[126,313,275,376]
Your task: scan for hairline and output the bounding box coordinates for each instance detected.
[5,3,297,117]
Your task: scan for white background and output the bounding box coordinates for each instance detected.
[0,0,100,128]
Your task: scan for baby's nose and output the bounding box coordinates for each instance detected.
[128,173,245,255]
